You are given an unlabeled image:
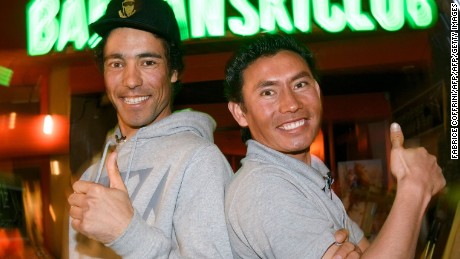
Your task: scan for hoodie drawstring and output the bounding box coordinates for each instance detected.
[94,129,139,186]
[95,140,115,183]
[125,132,139,184]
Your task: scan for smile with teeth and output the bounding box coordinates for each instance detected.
[123,96,149,104]
[279,119,305,130]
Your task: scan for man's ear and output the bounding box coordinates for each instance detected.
[314,80,321,99]
[170,70,179,83]
[228,101,248,127]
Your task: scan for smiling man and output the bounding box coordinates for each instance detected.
[224,33,446,258]
[66,0,234,258]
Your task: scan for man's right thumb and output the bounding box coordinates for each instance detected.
[390,122,404,149]
[106,151,128,193]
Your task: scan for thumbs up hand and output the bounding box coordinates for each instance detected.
[389,122,445,197]
[68,151,134,244]
[106,150,128,192]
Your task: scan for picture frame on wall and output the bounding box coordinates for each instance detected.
[337,159,389,240]
[337,159,385,199]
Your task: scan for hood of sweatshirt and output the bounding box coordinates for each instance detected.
[94,109,216,184]
[115,109,216,142]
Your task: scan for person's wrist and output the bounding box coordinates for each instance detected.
[395,179,431,208]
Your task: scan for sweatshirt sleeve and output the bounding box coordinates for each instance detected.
[170,144,234,258]
[107,210,172,258]
[108,144,233,259]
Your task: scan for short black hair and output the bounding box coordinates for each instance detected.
[225,33,318,104]
[224,33,319,142]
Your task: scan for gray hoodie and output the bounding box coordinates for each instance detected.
[69,110,234,259]
[225,140,363,258]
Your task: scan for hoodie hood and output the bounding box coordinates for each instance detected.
[94,110,217,184]
[114,109,216,142]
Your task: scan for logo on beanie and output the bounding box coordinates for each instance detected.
[119,0,136,18]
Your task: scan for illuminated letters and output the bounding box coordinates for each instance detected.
[88,0,111,24]
[259,0,294,33]
[406,0,437,29]
[292,0,311,33]
[167,0,190,40]
[87,0,111,47]
[189,0,225,37]
[370,0,405,31]
[228,0,260,36]
[27,0,60,56]
[312,0,346,33]
[25,0,439,56]
[56,0,89,51]
[344,0,376,31]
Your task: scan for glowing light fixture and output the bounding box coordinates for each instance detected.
[49,204,56,222]
[43,115,53,135]
[0,66,13,87]
[8,112,17,129]
[50,160,60,176]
